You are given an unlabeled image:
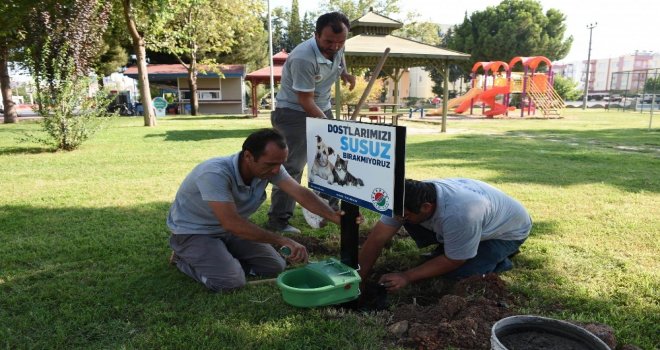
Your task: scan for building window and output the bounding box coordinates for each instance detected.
[180,90,222,101]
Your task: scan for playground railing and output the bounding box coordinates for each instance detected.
[527,79,565,117]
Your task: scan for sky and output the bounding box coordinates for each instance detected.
[268,0,660,63]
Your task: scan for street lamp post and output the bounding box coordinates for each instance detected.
[267,0,276,111]
[582,22,597,110]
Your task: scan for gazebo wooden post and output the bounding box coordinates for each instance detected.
[334,79,342,119]
[251,81,258,118]
[430,60,450,133]
[442,59,449,133]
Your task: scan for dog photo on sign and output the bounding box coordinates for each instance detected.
[310,135,338,184]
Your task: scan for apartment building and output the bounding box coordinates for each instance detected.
[554,51,660,95]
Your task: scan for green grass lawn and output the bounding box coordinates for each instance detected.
[1,110,658,349]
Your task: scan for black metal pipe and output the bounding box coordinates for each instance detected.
[339,201,360,269]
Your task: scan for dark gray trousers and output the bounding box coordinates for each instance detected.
[169,233,285,292]
[268,107,336,228]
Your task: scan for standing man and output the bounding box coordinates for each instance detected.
[267,12,356,234]
[359,178,532,292]
[167,129,349,292]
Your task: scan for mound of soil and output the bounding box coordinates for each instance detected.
[387,274,516,349]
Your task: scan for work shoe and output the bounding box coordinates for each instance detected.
[267,224,301,235]
[493,258,513,273]
[303,208,327,229]
[420,244,444,260]
[169,251,180,266]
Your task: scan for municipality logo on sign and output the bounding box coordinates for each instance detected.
[371,188,390,211]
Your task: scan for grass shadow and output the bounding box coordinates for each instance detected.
[407,128,659,193]
[145,128,255,142]
[166,115,252,121]
[0,203,381,348]
[0,146,54,155]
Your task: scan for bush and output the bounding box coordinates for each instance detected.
[553,75,581,101]
[24,51,114,151]
[331,76,383,106]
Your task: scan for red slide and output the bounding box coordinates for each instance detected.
[480,85,511,117]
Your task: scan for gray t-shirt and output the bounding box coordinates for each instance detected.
[167,153,289,235]
[380,178,532,260]
[275,37,344,112]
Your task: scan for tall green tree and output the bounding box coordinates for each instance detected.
[94,7,130,87]
[269,7,290,52]
[121,0,170,126]
[393,12,441,45]
[301,12,316,40]
[319,0,399,20]
[288,0,302,47]
[150,0,264,115]
[447,0,572,65]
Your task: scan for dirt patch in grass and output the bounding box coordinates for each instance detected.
[282,231,630,349]
[383,274,516,349]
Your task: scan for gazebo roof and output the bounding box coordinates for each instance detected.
[246,49,288,84]
[344,10,470,69]
[245,66,284,82]
[350,12,402,33]
[345,34,470,68]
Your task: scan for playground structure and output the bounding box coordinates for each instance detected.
[442,56,565,118]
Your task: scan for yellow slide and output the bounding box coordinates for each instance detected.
[447,87,483,109]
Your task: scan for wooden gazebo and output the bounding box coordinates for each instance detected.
[245,50,288,117]
[343,11,471,131]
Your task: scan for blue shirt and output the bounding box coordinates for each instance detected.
[167,153,290,235]
[380,179,532,260]
[276,37,345,112]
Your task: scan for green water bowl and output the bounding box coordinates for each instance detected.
[276,258,361,308]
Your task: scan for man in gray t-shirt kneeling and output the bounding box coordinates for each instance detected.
[166,129,356,292]
[359,178,532,292]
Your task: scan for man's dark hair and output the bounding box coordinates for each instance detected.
[241,129,287,161]
[404,179,437,213]
[315,12,350,35]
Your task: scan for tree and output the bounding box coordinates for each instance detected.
[288,0,302,48]
[644,75,660,93]
[393,12,442,46]
[121,0,167,126]
[0,1,30,123]
[319,0,400,20]
[94,8,130,87]
[269,7,290,52]
[446,0,572,65]
[150,0,264,116]
[301,12,316,40]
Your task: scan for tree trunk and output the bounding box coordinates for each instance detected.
[122,0,156,126]
[188,65,199,116]
[0,45,18,124]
